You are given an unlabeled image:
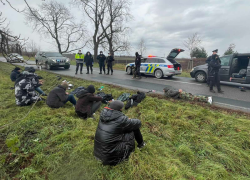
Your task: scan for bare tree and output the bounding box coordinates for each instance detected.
[73,0,107,61]
[25,1,86,54]
[100,0,132,56]
[183,32,202,69]
[137,38,146,56]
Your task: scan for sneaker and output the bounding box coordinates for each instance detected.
[218,90,224,94]
[210,90,216,93]
[99,72,102,74]
[80,72,83,74]
[208,96,212,104]
[106,73,109,75]
[86,72,89,74]
[91,71,93,74]
[137,142,146,149]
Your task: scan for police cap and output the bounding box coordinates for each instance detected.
[212,49,218,53]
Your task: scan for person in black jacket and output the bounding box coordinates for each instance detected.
[46,81,76,108]
[94,100,146,166]
[75,85,103,118]
[209,54,224,93]
[84,52,94,74]
[10,67,21,82]
[97,51,106,74]
[133,52,141,79]
[106,53,114,75]
[206,49,219,86]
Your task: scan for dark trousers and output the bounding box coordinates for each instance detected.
[210,74,221,91]
[99,63,105,73]
[87,64,93,73]
[91,101,102,114]
[134,129,143,145]
[64,94,76,105]
[107,63,113,74]
[76,63,83,73]
[133,66,141,77]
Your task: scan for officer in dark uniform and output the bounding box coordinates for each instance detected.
[209,50,224,93]
[106,53,114,75]
[97,51,106,74]
[206,49,220,86]
[133,52,141,79]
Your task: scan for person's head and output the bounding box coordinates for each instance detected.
[212,49,218,55]
[87,85,95,94]
[163,87,169,92]
[108,53,111,56]
[61,81,69,89]
[87,51,90,55]
[14,67,21,72]
[109,100,124,111]
[24,67,35,73]
[78,50,82,53]
[100,51,103,55]
[135,52,139,57]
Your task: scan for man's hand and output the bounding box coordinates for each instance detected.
[66,92,69,95]
[39,80,44,85]
[179,89,183,93]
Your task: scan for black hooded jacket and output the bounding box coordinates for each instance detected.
[94,108,141,165]
[84,52,94,65]
[209,55,221,76]
[135,53,141,66]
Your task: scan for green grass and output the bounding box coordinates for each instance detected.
[1,62,250,180]
[177,70,192,78]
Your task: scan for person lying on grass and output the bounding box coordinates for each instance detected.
[75,85,103,119]
[163,87,212,104]
[94,100,146,166]
[46,81,76,108]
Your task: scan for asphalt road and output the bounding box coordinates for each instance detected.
[2,58,250,112]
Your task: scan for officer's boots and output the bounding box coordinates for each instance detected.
[80,71,83,74]
[99,71,102,74]
[86,71,89,74]
[91,71,93,74]
[111,72,113,75]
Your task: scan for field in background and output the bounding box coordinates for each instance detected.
[1,62,250,179]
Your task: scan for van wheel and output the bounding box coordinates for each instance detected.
[195,71,206,83]
[155,69,163,79]
[127,67,132,75]
[45,62,52,70]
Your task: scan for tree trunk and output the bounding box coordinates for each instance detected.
[93,41,98,62]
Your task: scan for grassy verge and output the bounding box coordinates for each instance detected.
[1,62,250,180]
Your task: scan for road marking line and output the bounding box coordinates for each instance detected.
[214,102,250,110]
[155,79,202,86]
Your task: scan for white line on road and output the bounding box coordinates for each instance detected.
[155,79,202,86]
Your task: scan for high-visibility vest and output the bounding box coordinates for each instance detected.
[75,53,84,60]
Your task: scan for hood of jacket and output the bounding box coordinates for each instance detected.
[57,85,66,91]
[77,90,89,98]
[100,108,124,123]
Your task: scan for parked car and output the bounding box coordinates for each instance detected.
[35,52,70,70]
[190,53,250,84]
[125,48,184,79]
[6,53,24,63]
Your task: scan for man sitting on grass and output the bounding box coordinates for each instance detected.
[94,100,146,166]
[46,81,76,108]
[75,85,103,119]
[163,87,212,104]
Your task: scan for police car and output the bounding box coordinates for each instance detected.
[125,48,184,78]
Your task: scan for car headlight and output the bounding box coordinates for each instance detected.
[51,59,56,62]
[66,58,70,62]
[191,68,194,72]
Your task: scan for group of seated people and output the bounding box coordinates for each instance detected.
[11,66,146,166]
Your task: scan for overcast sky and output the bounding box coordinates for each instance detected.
[1,0,250,58]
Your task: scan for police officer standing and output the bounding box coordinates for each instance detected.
[106,53,114,75]
[209,49,224,93]
[206,49,220,86]
[75,50,84,75]
[97,51,106,74]
[133,52,141,79]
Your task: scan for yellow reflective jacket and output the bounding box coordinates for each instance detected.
[75,53,84,60]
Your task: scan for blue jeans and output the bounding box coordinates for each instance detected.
[64,94,76,105]
[35,87,45,95]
